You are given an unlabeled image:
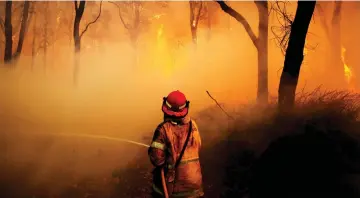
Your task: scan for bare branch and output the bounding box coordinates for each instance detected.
[109,1,130,30]
[216,1,258,47]
[270,1,293,54]
[80,0,103,38]
[206,91,234,120]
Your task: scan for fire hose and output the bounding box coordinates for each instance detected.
[40,132,170,198]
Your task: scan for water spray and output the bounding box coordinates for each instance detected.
[43,132,150,148]
[39,132,169,198]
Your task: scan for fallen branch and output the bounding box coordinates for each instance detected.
[206,90,235,120]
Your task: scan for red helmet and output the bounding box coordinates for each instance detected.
[162,90,190,118]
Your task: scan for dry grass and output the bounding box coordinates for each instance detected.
[210,90,360,198]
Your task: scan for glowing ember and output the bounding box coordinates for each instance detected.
[341,46,352,84]
[303,47,308,56]
[192,20,196,27]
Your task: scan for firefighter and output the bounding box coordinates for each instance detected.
[148,90,204,198]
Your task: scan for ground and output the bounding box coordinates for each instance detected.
[0,131,225,198]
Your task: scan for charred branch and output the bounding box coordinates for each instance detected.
[109,1,141,49]
[270,1,293,54]
[109,1,130,30]
[216,1,258,48]
[206,91,234,120]
[80,0,103,38]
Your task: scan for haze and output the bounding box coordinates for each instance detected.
[0,1,359,194]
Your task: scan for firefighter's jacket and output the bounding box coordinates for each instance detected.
[148,116,204,198]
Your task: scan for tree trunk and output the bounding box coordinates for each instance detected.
[191,26,197,46]
[4,1,13,63]
[43,1,49,71]
[73,19,81,53]
[217,1,267,103]
[329,1,344,89]
[278,1,316,110]
[189,1,202,47]
[73,1,85,85]
[31,12,37,70]
[207,7,212,42]
[255,1,269,104]
[14,1,30,59]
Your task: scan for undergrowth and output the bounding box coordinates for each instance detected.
[209,90,360,198]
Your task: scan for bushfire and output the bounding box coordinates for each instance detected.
[156,23,173,76]
[341,46,355,90]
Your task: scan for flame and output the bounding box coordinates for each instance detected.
[155,24,173,77]
[341,46,353,84]
[157,24,164,39]
[303,47,308,56]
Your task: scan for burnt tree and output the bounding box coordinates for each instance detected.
[42,1,49,71]
[4,1,13,63]
[109,1,141,50]
[73,0,102,85]
[216,1,269,104]
[31,2,37,69]
[278,1,316,110]
[203,2,218,42]
[73,1,85,54]
[317,2,345,89]
[189,1,204,46]
[30,2,54,70]
[109,1,167,66]
[3,1,30,63]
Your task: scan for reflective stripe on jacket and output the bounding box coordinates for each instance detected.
[148,117,203,197]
